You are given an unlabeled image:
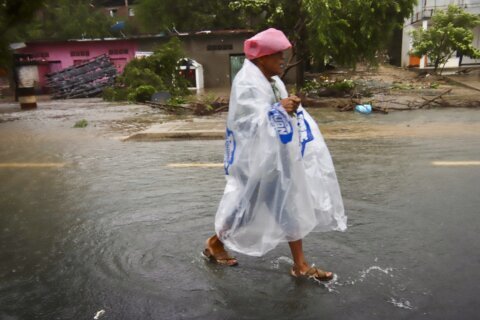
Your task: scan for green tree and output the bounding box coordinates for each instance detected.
[1,0,117,69]
[27,0,115,40]
[114,37,190,97]
[0,0,46,68]
[229,0,416,85]
[135,0,242,33]
[304,0,416,67]
[411,4,480,73]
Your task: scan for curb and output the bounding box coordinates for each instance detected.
[124,130,225,141]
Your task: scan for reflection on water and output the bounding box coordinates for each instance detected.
[1,108,480,319]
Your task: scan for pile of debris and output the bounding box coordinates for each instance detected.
[337,88,453,114]
[300,64,467,113]
[46,54,117,99]
[146,96,229,116]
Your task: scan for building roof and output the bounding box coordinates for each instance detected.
[20,29,255,45]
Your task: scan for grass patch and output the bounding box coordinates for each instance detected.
[73,119,88,128]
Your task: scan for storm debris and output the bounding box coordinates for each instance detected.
[146,96,229,116]
[47,55,117,99]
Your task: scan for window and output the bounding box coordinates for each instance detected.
[70,50,89,57]
[206,44,233,51]
[109,8,118,17]
[73,59,88,66]
[108,49,129,55]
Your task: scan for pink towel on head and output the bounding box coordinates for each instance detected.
[244,28,292,60]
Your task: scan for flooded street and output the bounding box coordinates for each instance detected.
[1,100,480,319]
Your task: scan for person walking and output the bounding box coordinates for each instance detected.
[203,28,347,281]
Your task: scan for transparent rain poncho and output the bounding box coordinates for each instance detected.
[215,59,347,256]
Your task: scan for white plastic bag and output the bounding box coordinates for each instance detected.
[216,59,347,256]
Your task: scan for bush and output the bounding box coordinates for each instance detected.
[104,37,190,102]
[102,87,131,102]
[73,119,88,128]
[301,79,356,97]
[128,85,156,102]
[118,67,164,90]
[167,95,188,105]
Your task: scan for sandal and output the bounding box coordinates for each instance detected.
[290,265,334,281]
[202,248,238,266]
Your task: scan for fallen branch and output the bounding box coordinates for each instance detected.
[145,101,193,113]
[339,105,354,112]
[384,106,415,111]
[212,105,229,114]
[372,106,389,114]
[145,100,229,115]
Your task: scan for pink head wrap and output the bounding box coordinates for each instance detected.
[244,28,292,60]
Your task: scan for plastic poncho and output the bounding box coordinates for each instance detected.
[215,59,347,256]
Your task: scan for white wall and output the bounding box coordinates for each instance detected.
[401,24,415,67]
[462,26,480,65]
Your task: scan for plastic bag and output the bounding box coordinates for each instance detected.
[355,104,372,114]
[215,59,347,256]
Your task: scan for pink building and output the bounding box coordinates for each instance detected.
[13,30,264,91]
[17,38,137,92]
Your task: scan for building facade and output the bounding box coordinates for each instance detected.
[15,29,298,94]
[15,30,293,93]
[137,30,255,89]
[402,0,480,68]
[18,38,137,73]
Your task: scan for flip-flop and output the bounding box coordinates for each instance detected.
[290,266,334,281]
[202,248,238,266]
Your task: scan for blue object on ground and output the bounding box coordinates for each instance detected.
[355,104,372,114]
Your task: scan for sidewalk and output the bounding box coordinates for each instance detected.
[125,116,226,141]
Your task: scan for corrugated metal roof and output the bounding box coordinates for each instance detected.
[21,29,255,45]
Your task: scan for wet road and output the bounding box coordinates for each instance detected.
[1,101,480,319]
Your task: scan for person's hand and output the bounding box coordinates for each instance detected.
[280,95,301,115]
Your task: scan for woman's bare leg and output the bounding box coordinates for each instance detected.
[288,239,333,277]
[288,239,309,273]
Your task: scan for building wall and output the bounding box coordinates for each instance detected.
[401,24,415,67]
[19,39,137,73]
[462,25,480,64]
[138,33,252,88]
[17,32,298,91]
[99,0,137,19]
[138,33,296,89]
[402,0,480,67]
[182,34,248,88]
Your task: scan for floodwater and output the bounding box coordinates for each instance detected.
[1,102,480,319]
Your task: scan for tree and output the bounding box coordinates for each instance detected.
[135,0,242,33]
[135,0,417,86]
[26,0,115,40]
[0,0,46,68]
[304,0,416,67]
[411,5,480,74]
[105,37,190,101]
[229,0,416,85]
